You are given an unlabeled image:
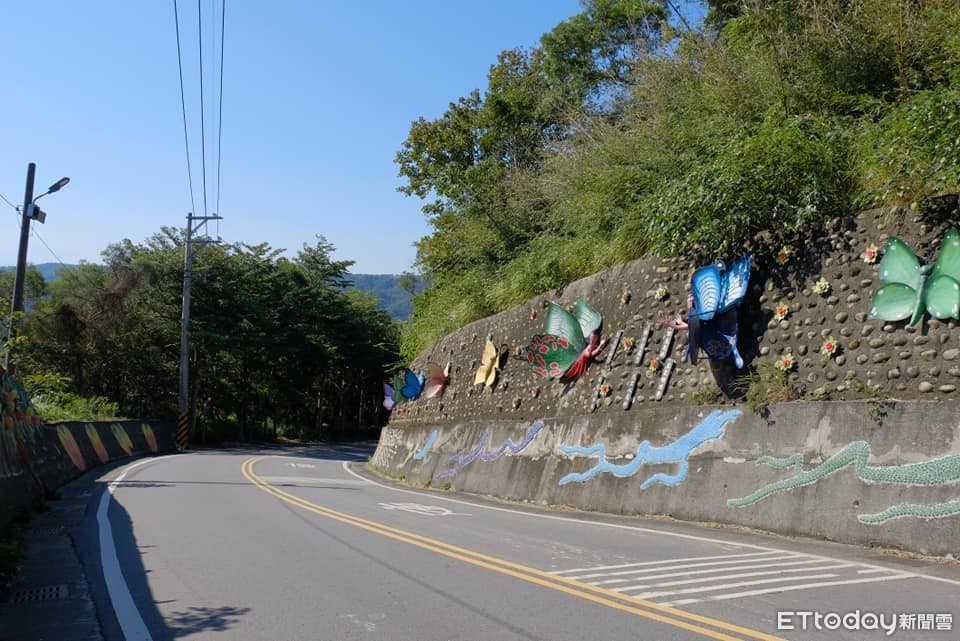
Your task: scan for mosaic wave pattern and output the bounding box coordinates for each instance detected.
[558,410,743,488]
[436,421,545,479]
[413,430,439,460]
[728,441,960,524]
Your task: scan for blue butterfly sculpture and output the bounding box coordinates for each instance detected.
[684,255,752,368]
[383,368,426,410]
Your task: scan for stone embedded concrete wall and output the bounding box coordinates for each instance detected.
[373,400,960,557]
[0,420,175,525]
[378,206,960,556]
[388,208,959,430]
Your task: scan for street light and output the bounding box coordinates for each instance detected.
[5,163,70,373]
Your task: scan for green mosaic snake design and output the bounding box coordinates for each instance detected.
[728,441,960,524]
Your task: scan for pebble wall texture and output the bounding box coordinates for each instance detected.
[389,206,960,428]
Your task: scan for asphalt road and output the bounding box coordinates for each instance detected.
[73,444,960,641]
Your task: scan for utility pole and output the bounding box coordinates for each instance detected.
[6,163,68,374]
[178,212,221,446]
[11,163,36,319]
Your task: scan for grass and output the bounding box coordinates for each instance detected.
[735,364,798,414]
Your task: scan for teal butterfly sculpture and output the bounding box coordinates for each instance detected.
[868,228,960,326]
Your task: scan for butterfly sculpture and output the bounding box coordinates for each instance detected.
[526,299,607,382]
[382,368,426,410]
[662,255,751,368]
[474,338,505,388]
[868,229,960,326]
[423,362,451,399]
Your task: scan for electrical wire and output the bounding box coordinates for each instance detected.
[173,0,197,215]
[198,0,209,218]
[0,191,18,211]
[215,0,225,224]
[29,228,68,268]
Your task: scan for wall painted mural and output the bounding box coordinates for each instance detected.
[85,423,110,463]
[142,424,159,453]
[436,420,545,479]
[728,441,960,524]
[558,410,743,488]
[111,423,135,456]
[413,430,438,460]
[57,425,88,471]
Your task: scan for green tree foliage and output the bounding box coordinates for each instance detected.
[397,0,960,360]
[18,234,398,440]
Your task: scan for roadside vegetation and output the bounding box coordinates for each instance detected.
[1,237,399,440]
[396,0,960,359]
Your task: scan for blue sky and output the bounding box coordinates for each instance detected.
[1,1,583,274]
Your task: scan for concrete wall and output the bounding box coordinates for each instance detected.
[0,420,175,525]
[373,399,960,556]
[378,206,960,556]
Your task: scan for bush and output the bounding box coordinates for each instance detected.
[616,115,853,260]
[856,86,960,208]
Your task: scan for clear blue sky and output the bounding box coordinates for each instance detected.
[1,1,583,274]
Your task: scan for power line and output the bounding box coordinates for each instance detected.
[198,0,209,218]
[173,0,197,215]
[29,228,68,267]
[215,0,226,221]
[0,191,18,211]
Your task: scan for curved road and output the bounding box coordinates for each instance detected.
[78,445,960,641]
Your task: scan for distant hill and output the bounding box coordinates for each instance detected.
[2,262,78,281]
[346,273,425,320]
[4,263,422,320]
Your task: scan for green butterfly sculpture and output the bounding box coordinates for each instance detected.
[868,228,960,326]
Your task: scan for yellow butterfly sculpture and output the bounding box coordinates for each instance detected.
[474,337,504,387]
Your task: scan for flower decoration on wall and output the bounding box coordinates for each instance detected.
[620,288,632,305]
[776,246,792,265]
[599,381,611,397]
[821,336,839,357]
[648,358,661,372]
[653,284,668,301]
[775,352,795,372]
[863,242,879,264]
[773,301,790,321]
[530,386,540,399]
[813,277,831,295]
[511,397,521,410]
[622,336,635,353]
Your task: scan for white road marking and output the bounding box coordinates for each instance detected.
[591,561,853,591]
[570,554,798,580]
[288,462,315,468]
[98,457,169,641]
[337,460,960,588]
[638,564,855,588]
[378,502,470,517]
[588,557,839,585]
[708,574,913,600]
[629,573,840,599]
[555,551,775,574]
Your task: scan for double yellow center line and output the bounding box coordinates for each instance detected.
[242,457,787,641]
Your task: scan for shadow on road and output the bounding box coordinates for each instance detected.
[79,480,253,640]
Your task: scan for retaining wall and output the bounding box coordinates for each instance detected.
[0,420,175,525]
[377,206,960,556]
[373,400,960,556]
